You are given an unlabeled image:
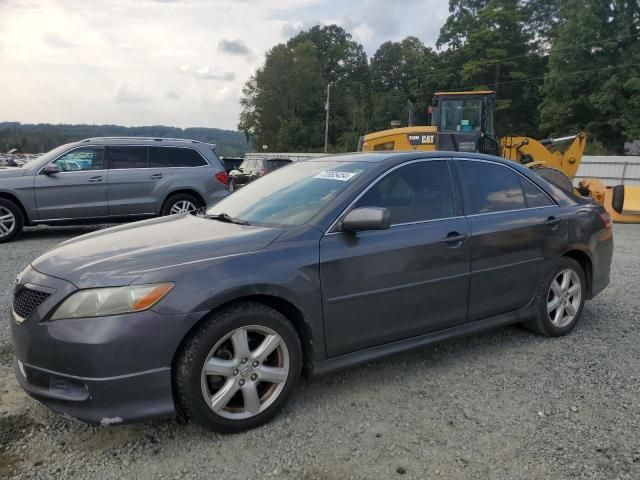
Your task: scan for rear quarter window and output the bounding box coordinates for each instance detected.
[166,148,208,167]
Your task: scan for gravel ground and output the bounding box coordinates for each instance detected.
[1,224,639,480]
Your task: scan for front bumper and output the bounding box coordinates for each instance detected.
[14,358,173,425]
[9,265,207,424]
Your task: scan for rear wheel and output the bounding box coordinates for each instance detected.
[162,193,202,216]
[174,302,302,432]
[0,199,23,243]
[525,257,586,336]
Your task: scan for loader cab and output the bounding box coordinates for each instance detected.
[431,91,499,155]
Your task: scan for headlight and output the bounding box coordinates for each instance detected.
[50,283,174,320]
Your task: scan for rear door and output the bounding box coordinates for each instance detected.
[320,159,471,357]
[106,146,173,216]
[455,159,567,321]
[33,146,108,219]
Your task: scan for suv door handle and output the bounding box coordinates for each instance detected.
[150,173,163,180]
[441,232,469,246]
[544,216,561,228]
[88,176,103,183]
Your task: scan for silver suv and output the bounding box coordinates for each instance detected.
[0,137,229,242]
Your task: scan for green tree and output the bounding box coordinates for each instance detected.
[239,25,369,152]
[540,0,640,153]
[438,0,545,137]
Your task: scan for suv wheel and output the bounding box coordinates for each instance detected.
[0,199,24,243]
[525,257,586,336]
[174,302,302,433]
[162,193,202,216]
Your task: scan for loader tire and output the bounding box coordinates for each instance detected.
[612,185,625,214]
[532,167,574,193]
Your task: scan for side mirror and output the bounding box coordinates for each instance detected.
[43,163,60,175]
[229,169,241,176]
[341,207,391,232]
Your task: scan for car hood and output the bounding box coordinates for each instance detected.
[31,214,284,288]
[0,167,27,178]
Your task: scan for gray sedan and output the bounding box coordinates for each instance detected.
[10,151,613,432]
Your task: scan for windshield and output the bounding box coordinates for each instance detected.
[207,160,373,227]
[440,99,482,132]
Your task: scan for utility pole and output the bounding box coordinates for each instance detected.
[324,82,331,153]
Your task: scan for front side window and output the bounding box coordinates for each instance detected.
[109,146,148,169]
[458,161,526,214]
[207,160,375,227]
[53,147,104,172]
[354,160,454,224]
[440,99,482,132]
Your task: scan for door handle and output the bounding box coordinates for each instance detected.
[544,216,561,228]
[88,176,103,183]
[441,232,469,246]
[150,173,163,180]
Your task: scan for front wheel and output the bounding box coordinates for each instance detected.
[174,303,302,432]
[0,198,24,243]
[525,257,586,336]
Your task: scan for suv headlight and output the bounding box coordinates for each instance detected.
[50,283,174,320]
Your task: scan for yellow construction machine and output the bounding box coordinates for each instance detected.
[358,90,639,222]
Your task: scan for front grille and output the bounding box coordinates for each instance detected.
[13,287,50,320]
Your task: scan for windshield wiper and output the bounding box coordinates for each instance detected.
[204,212,250,225]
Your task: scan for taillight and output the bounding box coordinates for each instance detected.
[215,171,229,186]
[259,169,268,177]
[599,211,612,229]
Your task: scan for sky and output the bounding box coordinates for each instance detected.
[0,0,450,131]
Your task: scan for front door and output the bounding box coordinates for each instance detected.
[320,159,471,357]
[455,160,568,321]
[33,146,108,220]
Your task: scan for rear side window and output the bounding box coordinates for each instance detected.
[521,178,554,208]
[149,147,169,167]
[458,161,526,214]
[110,146,148,169]
[165,147,207,167]
[354,160,454,224]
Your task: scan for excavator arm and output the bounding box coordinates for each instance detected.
[500,132,587,179]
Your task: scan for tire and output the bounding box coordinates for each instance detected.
[0,198,24,243]
[524,257,586,336]
[612,185,625,214]
[532,167,574,193]
[174,302,303,433]
[161,193,202,216]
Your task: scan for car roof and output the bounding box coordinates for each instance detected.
[74,137,203,146]
[307,151,519,166]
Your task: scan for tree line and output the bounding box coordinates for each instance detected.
[0,122,249,156]
[239,0,640,154]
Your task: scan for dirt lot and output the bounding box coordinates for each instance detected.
[1,224,639,479]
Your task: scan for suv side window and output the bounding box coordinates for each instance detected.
[53,147,104,172]
[354,160,454,225]
[165,147,207,167]
[458,161,526,214]
[110,146,148,169]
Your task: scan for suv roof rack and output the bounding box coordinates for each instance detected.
[80,137,202,144]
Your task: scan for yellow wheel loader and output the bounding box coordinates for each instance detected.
[358,90,639,223]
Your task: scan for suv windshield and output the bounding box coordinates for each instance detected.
[207,160,373,227]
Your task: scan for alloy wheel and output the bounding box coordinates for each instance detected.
[170,200,197,214]
[0,206,16,238]
[547,268,582,328]
[200,325,290,420]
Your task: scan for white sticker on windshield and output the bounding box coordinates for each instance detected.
[313,170,358,181]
